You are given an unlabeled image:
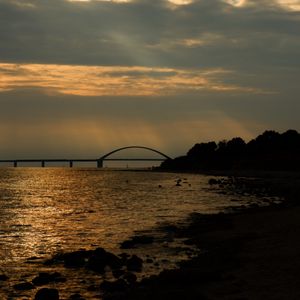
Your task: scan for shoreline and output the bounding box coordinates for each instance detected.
[1,172,300,299]
[102,173,300,300]
[106,204,300,300]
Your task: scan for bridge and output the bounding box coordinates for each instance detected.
[0,146,171,168]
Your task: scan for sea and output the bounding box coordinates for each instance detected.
[0,168,274,299]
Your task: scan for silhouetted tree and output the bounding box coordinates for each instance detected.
[160,129,300,171]
[281,130,300,153]
[227,137,246,155]
[248,130,281,155]
[187,142,217,158]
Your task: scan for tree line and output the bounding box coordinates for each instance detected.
[160,129,300,171]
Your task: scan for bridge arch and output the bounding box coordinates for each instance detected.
[99,146,172,161]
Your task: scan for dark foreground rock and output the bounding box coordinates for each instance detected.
[69,293,85,300]
[100,279,128,293]
[32,272,66,286]
[45,247,125,273]
[120,235,154,249]
[87,247,123,273]
[0,274,9,281]
[34,288,59,300]
[13,281,35,291]
[126,255,143,272]
[62,250,93,268]
[122,272,137,284]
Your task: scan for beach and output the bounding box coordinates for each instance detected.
[102,173,300,300]
[1,171,300,299]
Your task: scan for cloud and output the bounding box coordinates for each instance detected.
[0,0,299,95]
[0,0,299,69]
[0,0,299,158]
[0,63,264,96]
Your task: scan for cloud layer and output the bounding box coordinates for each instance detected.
[1,0,299,68]
[0,0,299,158]
[0,63,262,96]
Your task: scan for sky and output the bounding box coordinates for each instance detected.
[0,0,300,160]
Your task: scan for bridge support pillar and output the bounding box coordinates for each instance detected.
[97,159,103,168]
[14,161,17,168]
[42,161,45,167]
[69,161,73,168]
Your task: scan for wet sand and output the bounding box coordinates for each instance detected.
[104,174,300,300]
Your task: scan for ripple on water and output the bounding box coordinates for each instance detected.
[0,169,273,299]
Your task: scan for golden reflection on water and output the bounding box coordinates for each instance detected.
[0,168,219,261]
[0,168,269,299]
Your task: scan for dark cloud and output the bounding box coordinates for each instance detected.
[0,0,299,69]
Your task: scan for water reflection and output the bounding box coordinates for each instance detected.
[0,168,273,299]
[1,168,221,264]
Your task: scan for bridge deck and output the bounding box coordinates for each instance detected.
[0,146,170,167]
[0,158,166,167]
[0,158,165,162]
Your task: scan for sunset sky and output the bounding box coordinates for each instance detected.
[0,0,299,159]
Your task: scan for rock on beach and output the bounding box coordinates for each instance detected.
[34,288,59,300]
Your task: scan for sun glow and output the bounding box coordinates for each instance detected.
[168,0,193,5]
[224,0,300,10]
[223,0,246,7]
[68,0,194,4]
[67,0,131,2]
[276,0,300,10]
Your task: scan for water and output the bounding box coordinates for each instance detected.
[0,168,264,299]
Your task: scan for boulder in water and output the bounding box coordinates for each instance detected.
[0,274,8,281]
[87,247,123,273]
[13,282,35,291]
[34,288,59,300]
[32,272,66,286]
[120,235,154,249]
[126,255,143,272]
[100,279,128,293]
